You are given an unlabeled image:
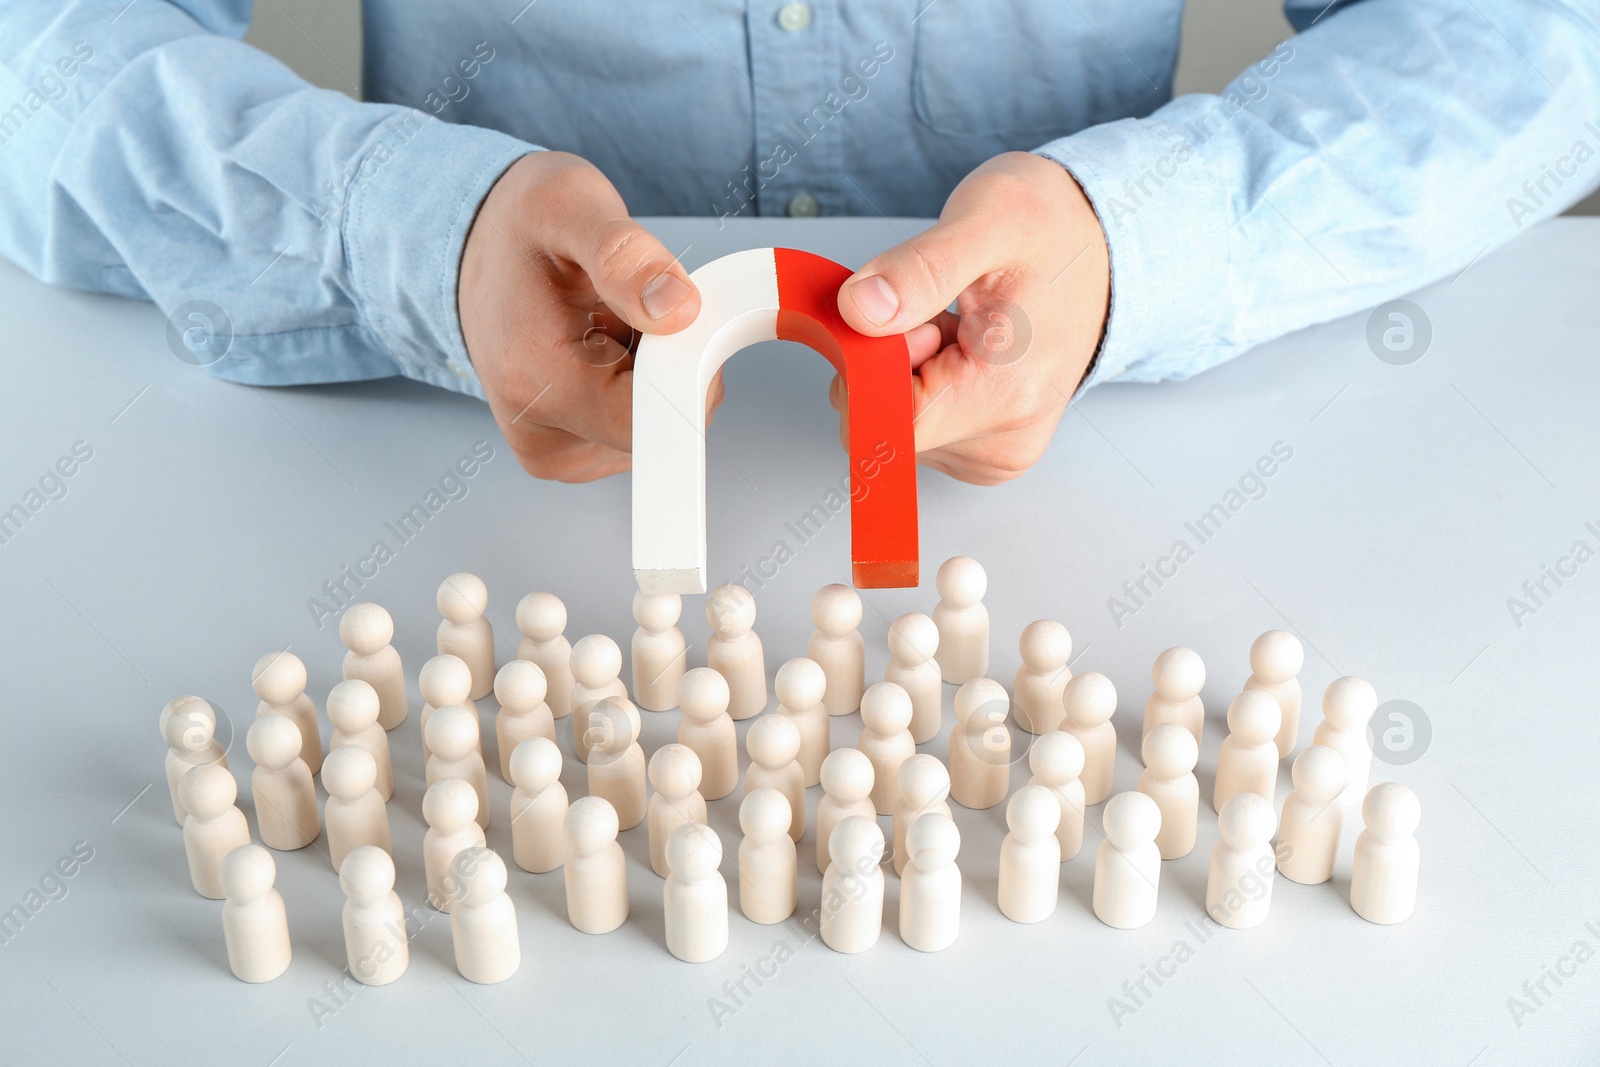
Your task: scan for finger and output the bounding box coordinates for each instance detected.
[496,416,633,482]
[836,216,1015,337]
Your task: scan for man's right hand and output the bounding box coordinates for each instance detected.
[459,152,709,482]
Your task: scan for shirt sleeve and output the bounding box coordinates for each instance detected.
[1035,0,1600,387]
[0,0,538,397]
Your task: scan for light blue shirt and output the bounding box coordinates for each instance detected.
[2,1,1597,398]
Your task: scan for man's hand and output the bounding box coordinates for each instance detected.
[459,151,718,482]
[835,152,1110,485]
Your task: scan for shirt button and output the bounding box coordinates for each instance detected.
[787,192,821,217]
[777,2,812,32]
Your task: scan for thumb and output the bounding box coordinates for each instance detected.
[837,219,1011,337]
[547,191,701,336]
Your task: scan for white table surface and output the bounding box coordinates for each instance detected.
[1,216,1596,1067]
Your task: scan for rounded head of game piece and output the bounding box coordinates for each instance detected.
[885,612,938,665]
[1152,646,1205,702]
[907,812,960,868]
[423,777,479,831]
[809,583,862,637]
[632,589,682,631]
[509,736,563,793]
[179,763,237,819]
[746,714,800,768]
[1249,629,1304,684]
[251,650,306,705]
[566,795,619,851]
[322,745,377,800]
[1290,745,1347,805]
[339,602,394,655]
[1323,676,1378,728]
[677,667,730,723]
[774,657,826,710]
[1142,722,1199,778]
[159,694,212,743]
[1218,791,1277,848]
[1102,791,1162,849]
[1226,690,1281,743]
[450,846,507,906]
[1018,620,1072,670]
[705,583,756,636]
[586,695,639,753]
[739,788,791,840]
[828,815,884,869]
[494,660,548,711]
[666,822,722,880]
[1006,784,1062,841]
[326,679,380,733]
[339,845,396,905]
[220,844,275,903]
[820,748,875,803]
[1062,671,1117,727]
[515,591,566,641]
[246,713,303,770]
[569,634,622,688]
[436,572,488,623]
[420,654,473,707]
[1028,730,1086,784]
[896,753,951,809]
[860,681,913,734]
[648,743,703,797]
[424,705,479,762]
[1362,782,1420,841]
[164,700,217,753]
[954,677,1009,726]
[935,555,987,607]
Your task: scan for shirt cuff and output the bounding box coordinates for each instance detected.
[343,113,539,399]
[1034,116,1231,388]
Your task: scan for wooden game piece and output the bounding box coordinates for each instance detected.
[1277,745,1347,885]
[326,679,394,802]
[247,714,319,851]
[1350,782,1420,924]
[160,694,216,759]
[449,846,520,983]
[419,653,479,764]
[586,697,647,831]
[816,748,876,873]
[339,845,408,986]
[251,649,322,775]
[163,696,227,824]
[1013,620,1072,733]
[631,247,920,594]
[179,763,250,898]
[632,590,688,712]
[677,667,738,800]
[1142,646,1206,746]
[220,844,291,982]
[999,784,1062,923]
[775,657,829,787]
[1061,671,1118,805]
[339,602,408,731]
[949,678,1011,810]
[425,705,490,831]
[1313,676,1379,807]
[932,556,989,684]
[564,796,628,933]
[322,745,392,871]
[706,584,767,720]
[738,788,797,924]
[899,813,961,952]
[820,816,885,954]
[892,754,952,876]
[808,584,865,717]
[664,823,729,963]
[647,743,707,877]
[570,634,628,764]
[1093,791,1162,929]
[422,777,485,912]
[1138,723,1200,860]
[1244,629,1304,759]
[885,612,942,744]
[493,660,554,783]
[1206,792,1278,929]
[744,714,805,842]
[858,682,916,815]
[1027,730,1087,860]
[508,737,568,874]
[516,591,574,720]
[437,572,495,701]
[1213,690,1282,814]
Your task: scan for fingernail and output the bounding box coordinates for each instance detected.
[641,272,690,320]
[850,275,899,326]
